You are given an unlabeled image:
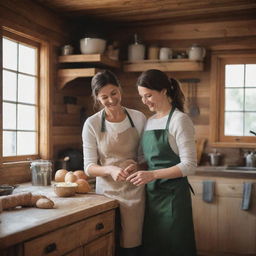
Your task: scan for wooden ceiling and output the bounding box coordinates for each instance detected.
[34,0,256,24]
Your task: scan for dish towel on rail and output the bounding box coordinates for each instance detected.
[241,182,253,210]
[202,180,215,203]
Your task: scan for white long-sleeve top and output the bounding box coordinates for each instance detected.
[82,108,146,175]
[144,108,197,176]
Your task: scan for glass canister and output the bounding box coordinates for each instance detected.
[30,160,52,186]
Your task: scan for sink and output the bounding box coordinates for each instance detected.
[225,166,256,171]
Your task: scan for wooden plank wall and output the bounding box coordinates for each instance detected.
[1,1,256,184]
[110,17,256,166]
[51,16,256,168]
[0,0,70,184]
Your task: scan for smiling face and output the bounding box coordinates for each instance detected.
[138,86,167,112]
[97,84,122,110]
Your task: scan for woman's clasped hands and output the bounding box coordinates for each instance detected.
[108,162,138,182]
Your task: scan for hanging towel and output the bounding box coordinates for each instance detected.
[202,180,215,203]
[241,182,253,211]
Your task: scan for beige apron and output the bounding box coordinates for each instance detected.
[96,109,145,248]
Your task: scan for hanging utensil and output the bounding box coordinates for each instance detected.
[190,81,200,116]
[179,78,200,117]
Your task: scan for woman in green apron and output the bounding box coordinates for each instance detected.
[82,70,146,256]
[127,69,197,256]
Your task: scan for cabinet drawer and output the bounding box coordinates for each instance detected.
[24,210,115,256]
[84,232,113,256]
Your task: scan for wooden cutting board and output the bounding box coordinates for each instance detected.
[196,138,206,164]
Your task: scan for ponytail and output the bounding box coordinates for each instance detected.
[167,78,185,112]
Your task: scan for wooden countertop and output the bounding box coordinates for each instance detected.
[194,166,256,179]
[0,183,118,249]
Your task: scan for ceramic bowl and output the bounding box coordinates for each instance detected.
[80,38,106,54]
[53,182,78,197]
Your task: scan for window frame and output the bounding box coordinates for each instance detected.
[1,28,51,165]
[2,32,40,161]
[210,51,256,148]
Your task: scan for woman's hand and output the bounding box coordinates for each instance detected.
[108,166,128,181]
[126,170,155,186]
[123,163,138,176]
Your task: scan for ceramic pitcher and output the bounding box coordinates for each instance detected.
[187,44,206,61]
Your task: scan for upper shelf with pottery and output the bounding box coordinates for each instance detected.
[125,36,205,72]
[58,37,121,89]
[58,36,206,88]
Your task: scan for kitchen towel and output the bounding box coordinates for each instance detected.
[202,180,215,203]
[241,182,253,211]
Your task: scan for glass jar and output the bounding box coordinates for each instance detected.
[30,160,52,186]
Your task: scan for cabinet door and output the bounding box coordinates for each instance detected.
[218,183,256,254]
[190,181,218,253]
[84,233,113,256]
[65,247,83,256]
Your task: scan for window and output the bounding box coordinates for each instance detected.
[3,37,38,157]
[210,52,256,147]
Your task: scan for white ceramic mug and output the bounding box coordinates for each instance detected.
[159,47,172,60]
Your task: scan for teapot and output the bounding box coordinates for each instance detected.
[187,44,206,61]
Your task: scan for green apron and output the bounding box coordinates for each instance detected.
[141,107,196,256]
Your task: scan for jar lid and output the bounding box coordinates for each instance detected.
[30,160,52,166]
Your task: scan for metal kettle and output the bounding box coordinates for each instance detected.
[245,152,256,167]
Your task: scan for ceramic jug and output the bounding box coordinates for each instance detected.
[159,47,172,61]
[187,44,206,61]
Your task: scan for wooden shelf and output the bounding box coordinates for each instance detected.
[57,54,121,89]
[57,68,100,89]
[123,59,204,72]
[58,54,120,68]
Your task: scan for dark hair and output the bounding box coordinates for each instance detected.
[91,70,121,102]
[136,69,185,112]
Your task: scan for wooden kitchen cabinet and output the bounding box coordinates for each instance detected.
[190,181,218,253]
[2,210,115,256]
[23,210,115,256]
[0,185,118,256]
[217,183,256,255]
[189,175,256,256]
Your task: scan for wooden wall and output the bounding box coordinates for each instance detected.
[111,17,256,166]
[0,0,70,184]
[52,16,256,168]
[1,1,256,184]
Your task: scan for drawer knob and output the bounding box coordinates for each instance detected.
[44,243,57,254]
[96,222,104,230]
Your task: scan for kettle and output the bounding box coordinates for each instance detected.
[245,152,256,167]
[187,44,206,61]
[208,150,221,166]
[128,34,145,62]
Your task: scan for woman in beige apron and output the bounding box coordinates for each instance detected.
[82,70,145,256]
